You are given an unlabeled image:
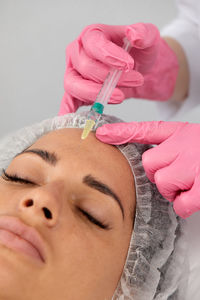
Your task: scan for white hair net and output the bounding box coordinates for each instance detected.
[0,112,188,300]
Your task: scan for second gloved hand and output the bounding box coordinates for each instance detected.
[59,23,179,115]
[96,121,200,219]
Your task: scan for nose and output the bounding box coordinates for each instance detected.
[18,182,64,227]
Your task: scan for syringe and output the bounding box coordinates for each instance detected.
[81,37,132,140]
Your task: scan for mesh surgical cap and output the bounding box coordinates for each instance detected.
[0,112,188,300]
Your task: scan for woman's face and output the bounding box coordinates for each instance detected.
[0,128,135,300]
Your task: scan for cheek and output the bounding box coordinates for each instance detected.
[0,183,25,210]
[43,228,131,300]
[49,223,132,290]
[0,183,14,208]
[52,224,112,272]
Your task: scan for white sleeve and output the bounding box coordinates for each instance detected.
[156,0,200,121]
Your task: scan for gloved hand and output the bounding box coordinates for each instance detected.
[59,23,179,115]
[96,121,200,219]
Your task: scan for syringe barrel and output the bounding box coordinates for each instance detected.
[95,68,123,106]
[94,38,131,107]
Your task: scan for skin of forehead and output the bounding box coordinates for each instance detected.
[28,128,135,214]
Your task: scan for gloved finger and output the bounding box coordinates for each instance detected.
[153,159,194,202]
[70,41,144,86]
[96,121,187,145]
[58,93,84,115]
[141,145,177,183]
[81,28,134,71]
[126,23,160,73]
[173,169,200,218]
[64,68,125,104]
[126,23,160,49]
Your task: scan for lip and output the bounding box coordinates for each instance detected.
[0,216,46,263]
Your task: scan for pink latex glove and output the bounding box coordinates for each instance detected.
[96,121,200,219]
[59,23,179,115]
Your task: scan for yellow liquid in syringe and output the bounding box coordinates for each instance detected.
[81,119,96,140]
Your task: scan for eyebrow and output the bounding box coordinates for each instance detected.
[15,148,59,166]
[15,148,124,219]
[83,175,124,219]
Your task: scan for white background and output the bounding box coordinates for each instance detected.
[0,0,177,138]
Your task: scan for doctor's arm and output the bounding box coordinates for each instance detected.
[163,36,189,103]
[158,0,200,116]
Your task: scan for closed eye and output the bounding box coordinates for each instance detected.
[78,208,110,230]
[1,169,35,185]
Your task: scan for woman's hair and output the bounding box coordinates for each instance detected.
[0,112,189,300]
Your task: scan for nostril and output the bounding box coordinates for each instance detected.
[25,199,33,207]
[43,207,52,219]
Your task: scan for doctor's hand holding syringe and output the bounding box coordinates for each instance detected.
[58,22,200,219]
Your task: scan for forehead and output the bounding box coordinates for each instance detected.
[31,128,126,166]
[29,128,135,204]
